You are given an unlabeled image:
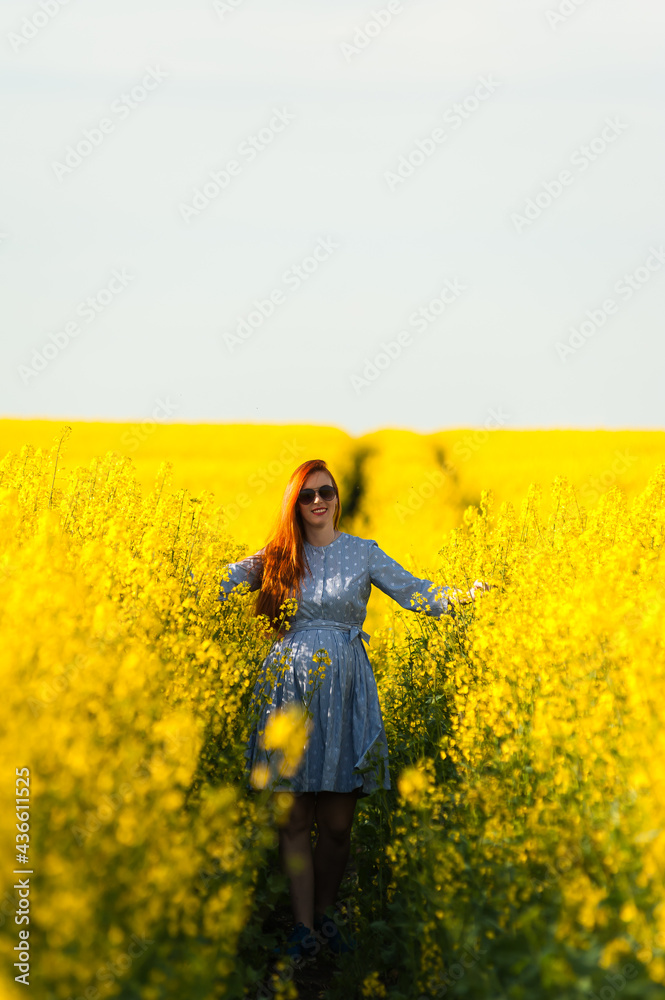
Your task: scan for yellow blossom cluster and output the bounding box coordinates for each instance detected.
[1,421,664,999]
[373,469,665,996]
[0,431,286,998]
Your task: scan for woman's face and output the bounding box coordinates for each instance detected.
[298,470,338,532]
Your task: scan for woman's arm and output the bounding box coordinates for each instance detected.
[368,540,451,616]
[186,549,264,602]
[218,549,265,602]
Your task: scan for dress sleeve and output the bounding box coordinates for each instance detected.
[368,539,450,616]
[218,548,264,603]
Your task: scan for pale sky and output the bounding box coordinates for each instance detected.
[2,0,664,435]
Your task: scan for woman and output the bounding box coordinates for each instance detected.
[217,459,489,962]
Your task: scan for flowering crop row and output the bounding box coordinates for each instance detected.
[0,425,663,999]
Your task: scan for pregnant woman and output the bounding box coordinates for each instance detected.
[217,458,489,962]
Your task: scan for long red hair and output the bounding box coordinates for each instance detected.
[254,459,342,636]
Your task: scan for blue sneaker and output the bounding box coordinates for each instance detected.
[314,912,357,954]
[272,922,318,962]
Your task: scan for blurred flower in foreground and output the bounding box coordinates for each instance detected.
[398,765,431,808]
[249,762,270,790]
[263,702,312,778]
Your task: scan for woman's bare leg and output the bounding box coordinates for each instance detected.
[277,791,317,930]
[312,788,361,917]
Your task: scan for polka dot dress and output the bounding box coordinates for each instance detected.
[218,532,451,799]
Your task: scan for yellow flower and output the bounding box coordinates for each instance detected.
[361,971,387,997]
[3,421,665,998]
[264,703,312,777]
[398,766,430,808]
[249,763,270,790]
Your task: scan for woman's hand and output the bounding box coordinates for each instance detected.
[449,579,493,605]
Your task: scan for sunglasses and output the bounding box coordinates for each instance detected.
[297,486,337,505]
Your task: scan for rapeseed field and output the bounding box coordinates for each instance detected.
[1,420,664,1000]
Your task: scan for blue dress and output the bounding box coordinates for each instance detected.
[218,532,451,799]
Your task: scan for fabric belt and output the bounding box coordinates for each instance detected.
[284,618,371,646]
